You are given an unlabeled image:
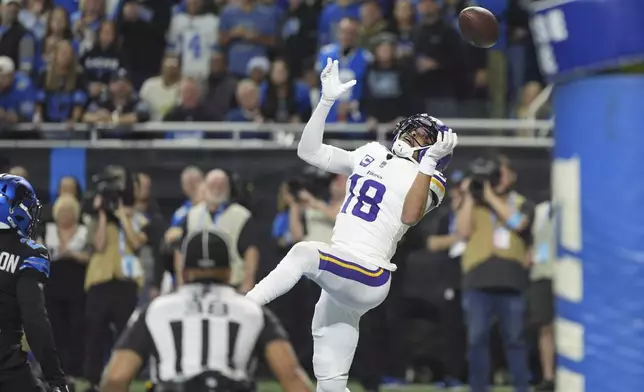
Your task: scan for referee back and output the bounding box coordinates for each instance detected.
[99,229,313,392]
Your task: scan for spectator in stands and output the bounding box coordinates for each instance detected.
[80,21,124,100]
[169,166,204,228]
[227,78,262,123]
[246,55,269,85]
[0,55,36,123]
[8,165,28,178]
[163,76,215,123]
[71,0,106,55]
[19,0,53,41]
[55,0,80,14]
[42,194,89,385]
[218,0,277,78]
[116,0,172,89]
[358,0,387,52]
[412,0,463,118]
[528,201,555,392]
[171,169,259,293]
[317,0,360,47]
[363,38,413,130]
[167,0,219,80]
[260,58,311,123]
[133,172,167,303]
[139,55,180,121]
[272,181,304,251]
[34,40,87,127]
[0,0,37,76]
[280,0,317,78]
[389,0,415,58]
[84,167,148,392]
[317,17,369,123]
[425,170,468,387]
[203,50,237,121]
[297,174,347,244]
[456,156,533,392]
[83,68,150,126]
[40,6,73,72]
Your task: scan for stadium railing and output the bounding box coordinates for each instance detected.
[0,118,554,149]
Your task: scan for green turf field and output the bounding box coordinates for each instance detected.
[75,379,521,392]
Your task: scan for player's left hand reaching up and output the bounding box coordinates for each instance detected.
[320,57,357,105]
[419,129,458,175]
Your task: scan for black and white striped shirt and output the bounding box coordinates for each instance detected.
[116,284,287,388]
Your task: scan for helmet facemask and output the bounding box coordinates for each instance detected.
[391,114,453,171]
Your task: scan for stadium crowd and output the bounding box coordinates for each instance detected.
[0,0,546,138]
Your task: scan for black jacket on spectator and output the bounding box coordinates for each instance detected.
[280,2,318,78]
[362,58,414,122]
[80,44,125,85]
[86,93,150,122]
[411,19,464,98]
[163,104,216,122]
[0,21,29,73]
[115,0,172,86]
[203,74,237,121]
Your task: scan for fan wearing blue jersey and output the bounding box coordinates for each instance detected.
[317,17,371,123]
[0,56,36,123]
[0,174,69,392]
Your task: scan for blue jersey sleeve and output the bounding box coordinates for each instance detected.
[18,238,51,280]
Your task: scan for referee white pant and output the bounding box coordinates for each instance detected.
[246,241,391,392]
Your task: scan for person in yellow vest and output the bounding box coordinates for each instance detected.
[455,155,534,392]
[83,171,148,392]
[167,169,259,294]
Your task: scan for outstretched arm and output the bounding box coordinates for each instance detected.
[297,101,354,175]
[297,58,357,175]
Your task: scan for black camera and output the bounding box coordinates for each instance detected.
[87,165,137,214]
[467,157,501,203]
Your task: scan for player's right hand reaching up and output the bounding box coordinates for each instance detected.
[320,57,357,104]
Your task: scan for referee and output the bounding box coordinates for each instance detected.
[99,229,313,392]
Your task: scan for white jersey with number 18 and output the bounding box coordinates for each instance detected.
[331,142,447,271]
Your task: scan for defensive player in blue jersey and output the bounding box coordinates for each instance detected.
[0,174,69,392]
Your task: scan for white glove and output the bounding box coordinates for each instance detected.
[419,128,458,176]
[320,57,357,105]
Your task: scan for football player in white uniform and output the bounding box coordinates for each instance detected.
[246,58,458,392]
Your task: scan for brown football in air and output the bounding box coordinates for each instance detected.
[458,6,499,48]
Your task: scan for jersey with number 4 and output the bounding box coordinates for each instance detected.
[331,142,446,271]
[167,13,220,79]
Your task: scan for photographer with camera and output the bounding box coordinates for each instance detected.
[83,166,148,392]
[456,155,534,392]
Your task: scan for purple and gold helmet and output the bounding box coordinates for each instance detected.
[391,113,452,171]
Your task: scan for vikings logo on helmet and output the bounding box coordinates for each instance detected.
[391,113,453,172]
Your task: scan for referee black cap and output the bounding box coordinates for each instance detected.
[181,230,230,270]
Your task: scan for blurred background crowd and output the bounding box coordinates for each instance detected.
[0,0,548,138]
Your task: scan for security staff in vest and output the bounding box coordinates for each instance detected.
[455,155,534,392]
[171,169,258,293]
[0,0,36,76]
[100,229,314,392]
[84,166,149,392]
